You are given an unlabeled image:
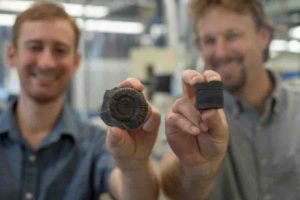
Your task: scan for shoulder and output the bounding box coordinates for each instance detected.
[276,81,300,110]
[74,117,107,144]
[61,104,107,144]
[280,81,300,95]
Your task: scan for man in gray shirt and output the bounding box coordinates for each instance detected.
[160,0,300,199]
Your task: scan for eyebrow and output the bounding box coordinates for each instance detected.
[24,39,71,47]
[200,28,243,38]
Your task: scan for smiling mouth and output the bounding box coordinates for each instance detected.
[33,72,57,82]
[210,54,244,70]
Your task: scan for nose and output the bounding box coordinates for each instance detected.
[214,38,229,59]
[37,48,56,69]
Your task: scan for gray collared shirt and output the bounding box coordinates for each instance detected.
[209,72,300,200]
[0,101,114,200]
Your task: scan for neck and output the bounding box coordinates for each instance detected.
[16,94,64,150]
[233,70,274,115]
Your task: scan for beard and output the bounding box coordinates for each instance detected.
[206,53,247,94]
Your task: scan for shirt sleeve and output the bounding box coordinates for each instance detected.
[92,128,115,198]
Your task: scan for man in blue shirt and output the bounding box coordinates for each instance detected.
[2,2,160,200]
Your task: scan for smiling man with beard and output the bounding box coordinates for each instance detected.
[160,0,300,200]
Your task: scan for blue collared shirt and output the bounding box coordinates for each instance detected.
[0,102,114,200]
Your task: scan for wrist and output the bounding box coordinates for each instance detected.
[115,158,150,172]
[177,155,225,187]
[116,160,158,190]
[165,155,217,200]
[180,162,217,181]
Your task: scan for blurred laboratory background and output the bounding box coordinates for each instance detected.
[0,0,300,199]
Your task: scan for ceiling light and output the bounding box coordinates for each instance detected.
[62,3,83,17]
[0,1,33,12]
[63,3,108,18]
[0,14,143,35]
[84,5,109,18]
[270,39,288,52]
[289,26,300,40]
[0,0,109,18]
[288,40,300,53]
[0,14,16,26]
[84,20,145,34]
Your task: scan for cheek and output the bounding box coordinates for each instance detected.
[58,63,77,81]
[242,44,260,61]
[18,53,36,67]
[201,48,214,62]
[229,40,246,52]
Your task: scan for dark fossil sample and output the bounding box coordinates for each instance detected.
[194,81,223,110]
[100,87,149,131]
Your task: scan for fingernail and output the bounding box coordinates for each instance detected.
[207,75,218,82]
[191,76,197,85]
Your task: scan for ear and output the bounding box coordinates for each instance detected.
[6,43,17,68]
[259,27,271,50]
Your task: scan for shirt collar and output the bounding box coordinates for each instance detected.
[269,70,283,114]
[0,100,81,143]
[224,70,282,117]
[0,101,19,139]
[49,103,81,142]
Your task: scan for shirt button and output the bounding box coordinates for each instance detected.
[28,155,36,162]
[256,125,262,131]
[262,182,269,190]
[25,192,33,200]
[274,106,280,114]
[260,158,268,166]
[263,194,272,200]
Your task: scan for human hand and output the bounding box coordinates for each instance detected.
[106,78,161,171]
[165,69,228,177]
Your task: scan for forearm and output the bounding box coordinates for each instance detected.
[109,160,159,200]
[160,153,215,200]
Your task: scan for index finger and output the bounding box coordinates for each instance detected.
[182,70,205,99]
[118,77,144,92]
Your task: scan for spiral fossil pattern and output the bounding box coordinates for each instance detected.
[100,87,148,131]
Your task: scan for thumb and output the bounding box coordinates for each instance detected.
[106,128,122,146]
[201,109,228,141]
[106,127,135,158]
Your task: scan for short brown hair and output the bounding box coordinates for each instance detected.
[189,0,275,62]
[12,2,80,49]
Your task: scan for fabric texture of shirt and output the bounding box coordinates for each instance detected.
[209,71,300,200]
[0,101,114,200]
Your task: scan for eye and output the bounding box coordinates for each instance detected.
[53,46,70,56]
[226,32,241,42]
[202,36,216,47]
[27,43,43,52]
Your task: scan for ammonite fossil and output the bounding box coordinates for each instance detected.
[100,87,149,131]
[194,81,223,110]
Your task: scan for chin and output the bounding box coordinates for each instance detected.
[225,82,245,94]
[33,96,62,104]
[27,91,64,104]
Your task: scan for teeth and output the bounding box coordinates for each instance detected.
[34,73,56,81]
